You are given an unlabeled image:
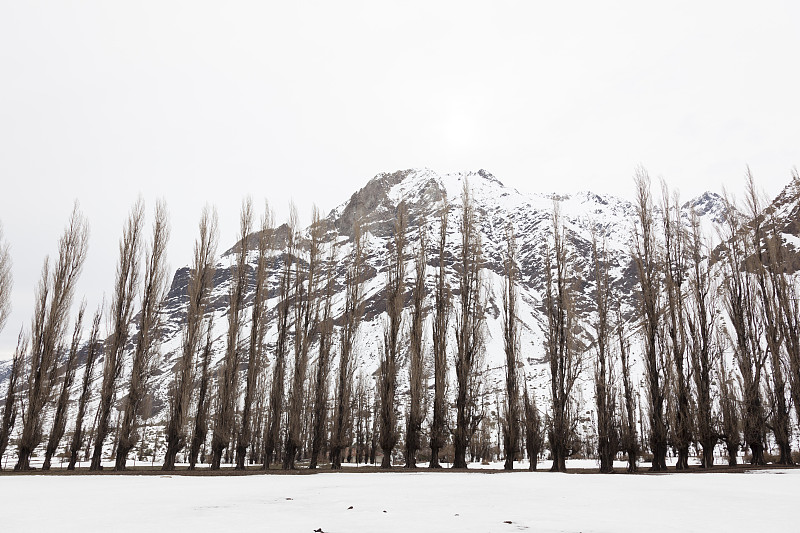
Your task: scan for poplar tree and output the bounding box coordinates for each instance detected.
[331,216,365,469]
[211,200,252,469]
[631,168,668,471]
[285,207,323,469]
[591,232,616,473]
[67,307,102,470]
[263,207,297,468]
[405,226,427,468]
[379,203,407,469]
[429,200,450,468]
[0,332,26,469]
[309,238,337,469]
[43,302,85,470]
[16,205,88,471]
[236,204,274,469]
[501,224,521,471]
[452,180,485,469]
[91,201,144,470]
[687,210,717,468]
[0,222,11,335]
[545,201,582,472]
[720,188,768,465]
[116,201,170,470]
[163,207,218,470]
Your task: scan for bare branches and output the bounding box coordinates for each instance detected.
[591,229,616,473]
[264,205,297,468]
[631,168,667,471]
[43,301,86,470]
[16,203,88,470]
[116,201,170,470]
[501,223,521,471]
[453,179,486,469]
[188,314,215,469]
[0,331,27,468]
[285,205,323,469]
[429,198,450,468]
[617,317,638,473]
[718,339,742,466]
[163,206,218,470]
[686,209,717,468]
[309,231,337,469]
[660,183,691,470]
[719,183,768,465]
[545,201,582,472]
[211,199,253,469]
[331,213,366,469]
[405,223,426,468]
[236,202,274,469]
[522,379,543,471]
[68,306,103,469]
[379,201,407,469]
[91,199,144,470]
[0,222,12,334]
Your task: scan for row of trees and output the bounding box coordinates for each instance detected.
[1,169,800,473]
[579,167,800,473]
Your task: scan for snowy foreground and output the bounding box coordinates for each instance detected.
[2,468,799,532]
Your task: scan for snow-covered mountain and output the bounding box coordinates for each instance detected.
[132,168,735,417]
[7,168,799,435]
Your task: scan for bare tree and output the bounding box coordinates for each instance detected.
[236,204,274,469]
[163,207,218,470]
[429,199,450,468]
[778,169,800,439]
[91,200,144,470]
[545,201,582,472]
[0,222,11,335]
[686,210,718,468]
[404,225,427,468]
[309,237,337,469]
[591,232,616,473]
[0,227,12,464]
[452,180,486,469]
[263,207,297,468]
[0,332,26,469]
[631,168,667,471]
[354,371,370,464]
[617,317,638,473]
[249,363,270,465]
[0,227,12,463]
[68,307,102,469]
[746,178,794,465]
[379,202,407,469]
[188,315,215,469]
[718,342,742,466]
[285,206,323,469]
[522,379,543,470]
[43,302,86,470]
[210,200,253,469]
[660,185,692,470]
[501,223,521,471]
[16,204,89,470]
[330,216,366,469]
[369,389,379,464]
[720,187,768,465]
[116,201,170,470]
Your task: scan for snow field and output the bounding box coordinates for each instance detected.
[1,469,798,532]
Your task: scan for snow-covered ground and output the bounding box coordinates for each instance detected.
[2,468,797,532]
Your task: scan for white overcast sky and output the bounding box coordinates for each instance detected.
[1,1,799,357]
